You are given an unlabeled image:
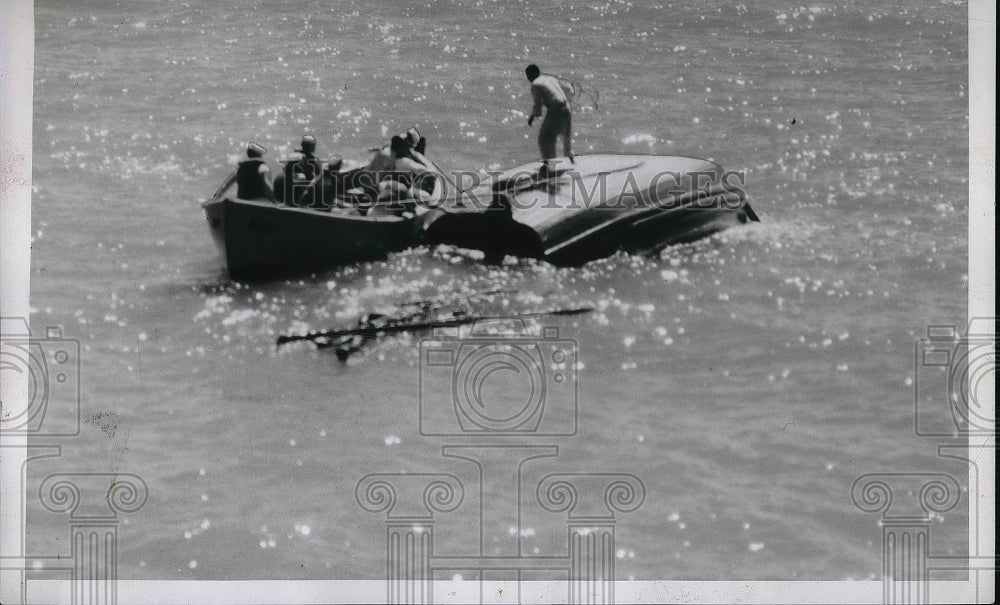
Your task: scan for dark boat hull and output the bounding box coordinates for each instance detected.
[425,154,757,266]
[544,197,753,266]
[202,196,418,281]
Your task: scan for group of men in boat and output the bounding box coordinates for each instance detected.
[226,64,574,209]
[225,126,434,211]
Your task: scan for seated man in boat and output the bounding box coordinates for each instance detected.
[365,136,396,175]
[338,131,434,212]
[394,135,437,196]
[218,142,274,201]
[404,127,427,155]
[290,134,321,181]
[344,137,395,207]
[365,127,428,173]
[280,134,326,207]
[369,136,436,215]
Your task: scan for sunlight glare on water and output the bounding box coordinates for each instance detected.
[28,0,968,581]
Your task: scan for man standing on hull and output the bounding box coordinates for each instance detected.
[526,64,574,174]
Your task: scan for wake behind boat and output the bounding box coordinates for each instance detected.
[202,152,758,280]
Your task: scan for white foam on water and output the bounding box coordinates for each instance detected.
[621,133,656,147]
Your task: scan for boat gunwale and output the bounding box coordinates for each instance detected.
[201,196,414,224]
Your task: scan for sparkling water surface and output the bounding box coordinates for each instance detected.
[27,0,969,581]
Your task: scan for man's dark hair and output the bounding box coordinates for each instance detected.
[525,64,541,81]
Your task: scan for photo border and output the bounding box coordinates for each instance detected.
[1,0,993,602]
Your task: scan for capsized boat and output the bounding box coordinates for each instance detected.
[202,153,757,280]
[422,154,757,266]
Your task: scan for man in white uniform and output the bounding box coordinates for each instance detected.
[526,64,574,170]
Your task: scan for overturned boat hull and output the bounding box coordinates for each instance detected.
[424,154,757,266]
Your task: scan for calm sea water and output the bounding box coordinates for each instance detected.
[27,0,969,582]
